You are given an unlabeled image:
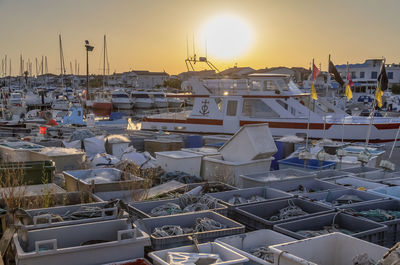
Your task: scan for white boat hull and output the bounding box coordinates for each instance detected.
[135,101,153,109]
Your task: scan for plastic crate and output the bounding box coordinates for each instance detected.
[342,166,383,178]
[149,242,248,265]
[233,198,334,230]
[102,258,152,265]
[269,232,388,265]
[239,169,315,188]
[207,187,293,209]
[267,178,344,195]
[341,199,400,247]
[135,211,245,250]
[273,212,387,245]
[328,176,388,190]
[302,188,386,208]
[13,219,151,265]
[0,160,55,186]
[278,157,336,171]
[369,186,400,200]
[215,229,296,265]
[63,168,143,193]
[24,201,120,230]
[314,169,354,180]
[128,196,228,218]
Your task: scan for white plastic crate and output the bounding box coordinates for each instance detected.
[149,242,248,265]
[155,151,203,176]
[269,232,388,265]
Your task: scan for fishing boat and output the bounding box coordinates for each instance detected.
[51,95,71,111]
[150,91,168,108]
[131,91,153,109]
[142,74,400,145]
[111,89,134,109]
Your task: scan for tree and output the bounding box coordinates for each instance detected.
[162,78,182,90]
[392,84,400,94]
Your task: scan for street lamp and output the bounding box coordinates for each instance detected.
[85,40,94,100]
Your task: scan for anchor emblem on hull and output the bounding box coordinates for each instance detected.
[199,100,210,116]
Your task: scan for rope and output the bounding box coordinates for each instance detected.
[269,200,307,221]
[152,225,184,237]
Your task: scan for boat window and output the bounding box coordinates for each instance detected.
[132,94,149,98]
[153,94,165,98]
[277,99,288,110]
[263,80,278,91]
[251,81,262,91]
[226,100,238,116]
[277,80,289,91]
[242,99,279,118]
[214,98,222,111]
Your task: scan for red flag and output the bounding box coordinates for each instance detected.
[347,72,354,87]
[312,63,320,80]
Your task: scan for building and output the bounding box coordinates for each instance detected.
[336,59,400,93]
[132,70,169,89]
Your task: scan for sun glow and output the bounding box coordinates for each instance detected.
[201,14,253,60]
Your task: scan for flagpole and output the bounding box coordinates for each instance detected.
[365,58,385,146]
[305,59,314,150]
[322,54,331,140]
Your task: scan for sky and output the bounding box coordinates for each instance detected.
[0,0,399,75]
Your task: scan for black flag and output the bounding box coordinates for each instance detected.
[328,61,345,87]
[378,61,388,91]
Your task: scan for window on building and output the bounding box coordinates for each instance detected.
[388,72,394,79]
[351,72,356,79]
[371,71,378,79]
[226,100,238,116]
[360,72,365,78]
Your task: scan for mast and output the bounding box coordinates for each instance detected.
[59,34,65,88]
[103,35,106,90]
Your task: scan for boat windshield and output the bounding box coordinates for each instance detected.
[153,94,165,98]
[112,94,129,98]
[132,94,149,98]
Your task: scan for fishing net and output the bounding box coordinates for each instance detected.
[269,200,307,221]
[250,246,274,263]
[228,194,266,205]
[150,203,183,217]
[193,217,226,232]
[356,209,400,222]
[152,225,185,237]
[297,224,354,238]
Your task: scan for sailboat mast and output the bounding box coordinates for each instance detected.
[59,34,65,88]
[103,35,106,90]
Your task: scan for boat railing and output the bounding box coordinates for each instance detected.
[142,106,192,118]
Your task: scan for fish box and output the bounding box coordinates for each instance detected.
[202,155,274,187]
[303,188,386,208]
[219,124,277,162]
[144,138,182,156]
[24,201,120,230]
[342,166,383,178]
[105,135,131,158]
[328,176,388,190]
[13,219,151,265]
[234,198,334,230]
[135,211,245,250]
[239,169,315,188]
[215,230,296,265]
[273,212,388,245]
[155,151,203,176]
[278,157,336,171]
[268,232,388,265]
[267,178,344,195]
[0,141,44,162]
[63,168,143,193]
[149,242,248,265]
[0,160,55,186]
[30,147,86,173]
[314,169,353,180]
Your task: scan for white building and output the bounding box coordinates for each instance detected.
[335,59,400,93]
[132,70,169,90]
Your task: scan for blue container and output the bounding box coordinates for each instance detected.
[369,186,400,200]
[271,141,284,170]
[278,157,336,171]
[184,135,203,148]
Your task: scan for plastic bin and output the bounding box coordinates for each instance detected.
[202,155,274,187]
[328,176,388,190]
[149,242,248,265]
[342,166,383,178]
[267,178,343,195]
[218,124,277,162]
[369,186,400,200]
[341,199,400,247]
[24,201,120,230]
[314,169,353,180]
[215,230,296,265]
[239,169,315,188]
[268,232,388,265]
[128,196,228,218]
[0,141,44,162]
[155,151,203,177]
[135,211,245,250]
[273,212,388,245]
[0,160,55,186]
[30,148,86,173]
[207,187,293,209]
[13,219,151,265]
[303,188,386,208]
[63,168,143,193]
[278,157,336,171]
[233,198,334,230]
[184,135,203,148]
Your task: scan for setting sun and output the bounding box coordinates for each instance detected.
[200,14,253,60]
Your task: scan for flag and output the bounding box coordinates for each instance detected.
[311,82,318,100]
[346,72,353,101]
[312,63,320,80]
[328,61,345,87]
[375,61,387,108]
